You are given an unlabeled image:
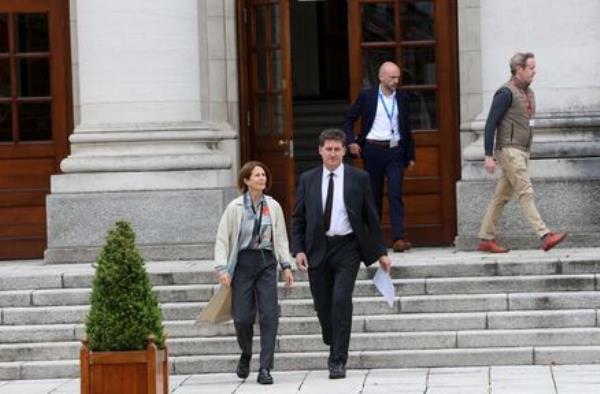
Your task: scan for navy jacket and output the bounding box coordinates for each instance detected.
[291,165,387,268]
[342,86,416,167]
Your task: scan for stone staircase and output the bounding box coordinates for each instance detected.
[2,249,600,380]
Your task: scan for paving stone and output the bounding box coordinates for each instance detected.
[428,366,489,387]
[278,332,456,353]
[32,289,90,307]
[561,259,600,274]
[360,348,533,369]
[401,294,507,313]
[20,360,79,380]
[509,291,600,310]
[0,342,79,362]
[426,275,594,294]
[0,275,62,292]
[488,309,596,329]
[154,284,215,303]
[535,346,600,364]
[2,306,88,325]
[0,362,21,380]
[0,291,31,308]
[299,370,367,394]
[458,327,600,348]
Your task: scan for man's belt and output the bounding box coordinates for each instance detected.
[365,139,390,147]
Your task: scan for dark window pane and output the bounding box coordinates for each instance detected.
[400,2,434,41]
[257,95,269,136]
[0,59,10,97]
[0,14,8,53]
[254,6,267,48]
[257,51,267,91]
[271,50,281,90]
[402,46,436,85]
[16,13,49,53]
[362,4,395,42]
[406,90,436,129]
[272,94,283,135]
[0,104,12,141]
[270,4,280,47]
[18,102,51,141]
[362,48,396,87]
[17,58,50,97]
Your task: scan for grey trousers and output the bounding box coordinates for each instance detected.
[231,249,279,370]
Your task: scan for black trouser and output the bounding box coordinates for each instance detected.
[308,234,361,366]
[231,249,279,370]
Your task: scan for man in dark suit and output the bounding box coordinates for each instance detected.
[343,61,416,252]
[292,128,392,379]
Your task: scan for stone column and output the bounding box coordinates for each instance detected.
[45,0,238,262]
[455,0,600,249]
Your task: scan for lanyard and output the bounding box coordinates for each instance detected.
[378,87,396,134]
[245,193,264,238]
[251,200,263,238]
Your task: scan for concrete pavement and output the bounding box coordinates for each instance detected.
[3,365,600,393]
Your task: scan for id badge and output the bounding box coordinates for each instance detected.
[529,119,535,127]
[390,134,399,148]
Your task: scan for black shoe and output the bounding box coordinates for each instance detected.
[329,363,346,379]
[236,354,250,379]
[257,368,273,385]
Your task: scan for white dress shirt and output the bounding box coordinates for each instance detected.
[366,87,400,141]
[322,164,353,236]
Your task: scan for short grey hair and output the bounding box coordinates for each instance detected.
[318,128,346,146]
[509,52,535,75]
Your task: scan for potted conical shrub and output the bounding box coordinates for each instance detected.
[80,221,168,394]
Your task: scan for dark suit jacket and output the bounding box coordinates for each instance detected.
[342,86,416,167]
[291,165,387,268]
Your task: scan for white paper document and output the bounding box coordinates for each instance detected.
[373,267,395,307]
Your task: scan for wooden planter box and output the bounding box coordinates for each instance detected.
[80,340,169,394]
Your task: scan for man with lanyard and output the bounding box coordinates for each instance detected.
[343,61,416,252]
[477,52,567,253]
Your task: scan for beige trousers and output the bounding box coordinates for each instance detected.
[479,147,549,240]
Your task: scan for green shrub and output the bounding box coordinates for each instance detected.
[85,221,165,351]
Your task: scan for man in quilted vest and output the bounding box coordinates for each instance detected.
[477,52,567,253]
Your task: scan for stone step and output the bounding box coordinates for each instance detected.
[2,309,597,344]
[170,346,600,374]
[4,292,600,325]
[8,328,600,363]
[3,345,600,380]
[169,328,600,356]
[2,255,600,292]
[0,342,79,362]
[0,274,596,309]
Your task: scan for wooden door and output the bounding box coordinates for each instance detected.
[237,0,295,216]
[348,0,459,245]
[0,0,71,259]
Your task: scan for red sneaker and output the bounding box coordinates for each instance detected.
[542,232,567,252]
[477,240,509,253]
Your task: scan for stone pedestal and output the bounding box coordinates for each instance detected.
[45,1,238,262]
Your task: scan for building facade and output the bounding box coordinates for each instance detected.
[0,0,598,261]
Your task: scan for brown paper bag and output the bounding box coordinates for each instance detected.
[197,285,232,324]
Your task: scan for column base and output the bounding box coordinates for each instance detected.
[45,187,237,263]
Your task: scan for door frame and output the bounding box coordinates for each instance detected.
[236,0,295,216]
[0,0,73,259]
[347,0,460,245]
